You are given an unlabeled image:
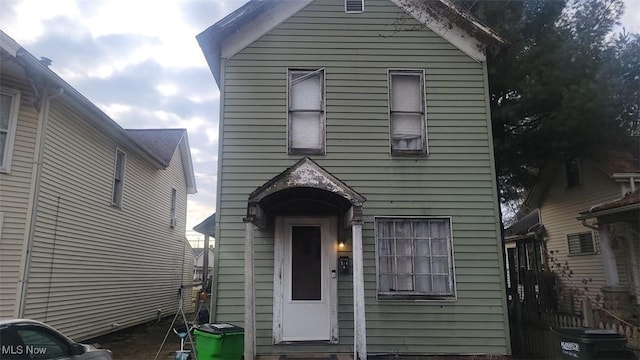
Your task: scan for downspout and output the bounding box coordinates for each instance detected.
[581,219,599,231]
[15,86,64,317]
[580,211,622,287]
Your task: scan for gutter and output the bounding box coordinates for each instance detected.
[12,46,167,169]
[578,203,640,222]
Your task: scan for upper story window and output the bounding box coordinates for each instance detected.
[376,217,456,300]
[0,88,21,173]
[567,232,595,255]
[111,149,126,208]
[565,158,582,188]
[288,68,325,155]
[345,0,364,13]
[388,69,427,156]
[170,188,177,228]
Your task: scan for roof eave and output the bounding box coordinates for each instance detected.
[196,28,222,88]
[179,132,197,194]
[196,0,278,88]
[2,31,168,169]
[505,232,537,243]
[390,0,507,62]
[577,203,640,220]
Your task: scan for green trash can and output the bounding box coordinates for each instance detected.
[193,323,244,360]
[551,327,635,359]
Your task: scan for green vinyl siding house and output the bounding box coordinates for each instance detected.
[197,0,509,358]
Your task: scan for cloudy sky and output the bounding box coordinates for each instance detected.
[1,0,639,247]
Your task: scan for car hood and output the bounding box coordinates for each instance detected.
[79,343,112,359]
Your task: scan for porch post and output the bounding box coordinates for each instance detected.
[599,226,619,286]
[351,210,367,360]
[244,218,255,359]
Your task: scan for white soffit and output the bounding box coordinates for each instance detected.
[0,30,21,57]
[221,0,314,59]
[390,0,487,62]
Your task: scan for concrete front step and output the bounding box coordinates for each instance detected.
[256,353,353,360]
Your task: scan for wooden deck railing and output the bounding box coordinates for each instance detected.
[540,300,640,350]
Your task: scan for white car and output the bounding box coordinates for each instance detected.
[0,319,112,360]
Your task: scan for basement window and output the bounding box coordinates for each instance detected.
[345,0,364,13]
[567,232,595,255]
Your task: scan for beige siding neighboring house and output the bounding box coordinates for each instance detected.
[525,148,640,316]
[0,30,197,340]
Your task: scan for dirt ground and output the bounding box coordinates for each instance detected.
[88,314,196,360]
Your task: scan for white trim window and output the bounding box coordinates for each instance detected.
[0,88,21,173]
[388,69,427,155]
[288,68,325,155]
[345,0,364,13]
[376,217,456,300]
[170,188,177,228]
[111,149,126,208]
[567,232,595,255]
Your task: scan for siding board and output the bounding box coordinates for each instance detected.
[10,95,194,340]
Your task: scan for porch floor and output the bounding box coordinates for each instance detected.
[256,354,353,360]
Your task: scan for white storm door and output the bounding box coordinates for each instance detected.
[275,217,337,343]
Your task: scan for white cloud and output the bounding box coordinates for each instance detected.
[206,128,219,146]
[100,103,132,117]
[157,84,178,96]
[188,90,220,104]
[5,0,80,42]
[82,0,209,69]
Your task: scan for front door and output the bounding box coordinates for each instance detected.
[274,217,338,343]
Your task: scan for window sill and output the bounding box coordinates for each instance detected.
[378,293,456,301]
[568,252,597,257]
[391,150,428,157]
[288,149,325,155]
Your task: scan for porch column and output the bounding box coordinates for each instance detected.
[351,212,367,360]
[244,218,255,359]
[599,226,619,286]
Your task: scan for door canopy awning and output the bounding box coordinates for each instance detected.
[246,157,366,228]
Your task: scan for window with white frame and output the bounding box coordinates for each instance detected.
[388,69,427,155]
[288,68,325,154]
[376,217,456,300]
[111,149,126,208]
[345,0,364,13]
[170,188,177,228]
[0,88,21,173]
[567,232,595,255]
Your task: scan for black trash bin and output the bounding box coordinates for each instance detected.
[551,327,636,359]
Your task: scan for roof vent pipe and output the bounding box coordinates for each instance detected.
[39,57,52,67]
